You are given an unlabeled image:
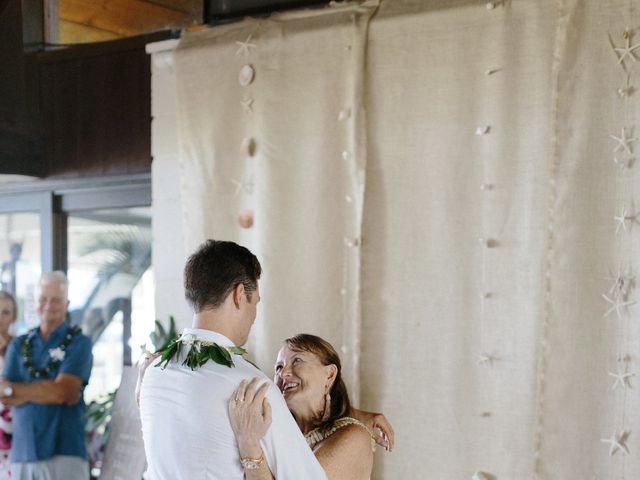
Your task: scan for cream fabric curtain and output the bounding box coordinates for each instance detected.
[537,1,640,479]
[170,0,640,478]
[362,1,552,478]
[174,2,378,399]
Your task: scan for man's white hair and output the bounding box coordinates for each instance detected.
[38,271,69,298]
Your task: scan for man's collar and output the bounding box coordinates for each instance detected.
[181,328,236,348]
[30,321,69,342]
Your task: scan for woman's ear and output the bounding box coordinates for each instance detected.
[325,364,338,391]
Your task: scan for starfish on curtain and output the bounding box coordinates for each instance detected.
[600,431,630,456]
[608,368,634,390]
[614,35,640,65]
[602,293,636,320]
[606,264,635,299]
[241,98,254,114]
[614,204,637,234]
[235,35,256,56]
[610,128,637,155]
[230,176,254,197]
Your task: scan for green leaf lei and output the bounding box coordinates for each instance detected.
[21,325,82,379]
[156,335,251,371]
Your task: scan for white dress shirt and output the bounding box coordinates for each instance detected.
[139,328,327,480]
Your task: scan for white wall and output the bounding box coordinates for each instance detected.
[147,39,192,331]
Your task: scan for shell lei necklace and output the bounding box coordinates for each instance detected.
[21,325,81,379]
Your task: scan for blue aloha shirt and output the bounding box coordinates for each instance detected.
[3,322,93,463]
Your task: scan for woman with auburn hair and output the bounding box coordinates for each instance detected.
[229,334,393,480]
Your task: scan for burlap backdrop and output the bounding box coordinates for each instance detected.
[169,0,640,478]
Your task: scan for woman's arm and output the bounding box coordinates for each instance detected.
[135,352,159,407]
[314,424,373,480]
[350,408,394,451]
[229,378,275,480]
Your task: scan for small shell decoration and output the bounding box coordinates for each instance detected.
[239,65,255,87]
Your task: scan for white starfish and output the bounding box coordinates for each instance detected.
[606,264,635,299]
[610,128,637,155]
[608,368,634,390]
[615,36,640,64]
[230,176,254,196]
[235,35,256,56]
[600,431,630,456]
[602,293,636,320]
[614,205,632,234]
[241,98,254,114]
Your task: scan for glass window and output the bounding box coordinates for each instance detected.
[0,213,41,333]
[66,207,154,401]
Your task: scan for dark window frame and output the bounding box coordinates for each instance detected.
[0,173,151,365]
[0,173,151,270]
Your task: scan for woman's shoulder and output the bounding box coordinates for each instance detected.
[313,418,374,479]
[323,417,375,449]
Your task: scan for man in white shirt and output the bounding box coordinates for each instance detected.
[139,240,327,480]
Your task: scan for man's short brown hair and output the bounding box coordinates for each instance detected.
[184,240,262,312]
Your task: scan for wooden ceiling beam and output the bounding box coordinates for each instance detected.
[146,0,201,16]
[59,0,196,37]
[59,19,122,43]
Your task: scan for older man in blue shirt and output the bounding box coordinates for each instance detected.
[0,271,93,479]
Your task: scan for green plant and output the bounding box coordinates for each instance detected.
[85,390,116,476]
[149,315,178,352]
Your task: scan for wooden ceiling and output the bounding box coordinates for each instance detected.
[57,0,202,44]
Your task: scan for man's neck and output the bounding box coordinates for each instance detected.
[39,319,64,341]
[192,310,242,346]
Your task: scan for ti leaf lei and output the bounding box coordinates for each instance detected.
[156,334,253,371]
[21,325,81,379]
